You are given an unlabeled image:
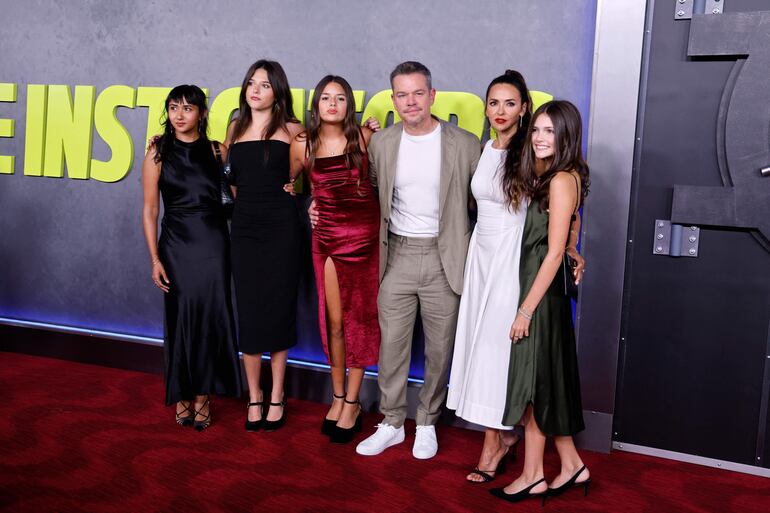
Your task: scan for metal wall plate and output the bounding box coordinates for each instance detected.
[674,0,694,20]
[653,220,700,257]
[676,0,726,20]
[705,0,725,15]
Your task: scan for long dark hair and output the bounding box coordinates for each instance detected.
[305,75,363,175]
[520,100,590,210]
[486,70,532,210]
[230,59,298,143]
[154,84,209,163]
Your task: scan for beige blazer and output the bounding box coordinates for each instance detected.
[368,119,481,295]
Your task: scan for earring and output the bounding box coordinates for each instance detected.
[519,116,523,128]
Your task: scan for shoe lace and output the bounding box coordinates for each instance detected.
[372,423,396,439]
[415,425,434,442]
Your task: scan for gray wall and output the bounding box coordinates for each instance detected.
[0,1,597,355]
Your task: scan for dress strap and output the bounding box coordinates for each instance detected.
[358,126,368,154]
[568,172,580,220]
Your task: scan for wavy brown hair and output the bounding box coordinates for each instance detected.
[520,100,590,211]
[305,75,363,179]
[486,70,532,210]
[230,59,298,143]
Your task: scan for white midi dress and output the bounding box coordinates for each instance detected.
[446,140,527,430]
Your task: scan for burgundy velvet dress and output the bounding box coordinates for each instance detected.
[310,151,380,368]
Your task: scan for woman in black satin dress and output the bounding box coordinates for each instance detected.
[141,85,242,431]
[225,60,304,432]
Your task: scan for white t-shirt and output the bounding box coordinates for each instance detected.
[389,124,442,237]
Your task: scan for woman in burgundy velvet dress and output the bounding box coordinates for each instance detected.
[289,75,379,444]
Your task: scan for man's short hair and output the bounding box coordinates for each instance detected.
[389,61,432,90]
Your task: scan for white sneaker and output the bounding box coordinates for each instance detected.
[355,423,405,456]
[412,425,438,459]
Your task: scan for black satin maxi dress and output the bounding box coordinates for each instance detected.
[157,137,242,405]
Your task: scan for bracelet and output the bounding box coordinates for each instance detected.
[517,307,532,320]
[151,257,161,266]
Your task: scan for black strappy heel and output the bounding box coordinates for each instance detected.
[322,393,346,436]
[504,432,522,464]
[546,465,591,499]
[489,478,548,506]
[263,399,287,432]
[244,399,264,432]
[193,397,211,432]
[467,432,521,483]
[490,478,547,506]
[467,449,510,483]
[175,401,194,427]
[329,398,362,444]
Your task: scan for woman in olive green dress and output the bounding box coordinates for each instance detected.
[490,100,591,505]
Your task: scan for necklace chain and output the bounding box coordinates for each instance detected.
[321,138,346,156]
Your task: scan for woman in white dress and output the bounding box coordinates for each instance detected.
[446,70,531,482]
[447,71,585,483]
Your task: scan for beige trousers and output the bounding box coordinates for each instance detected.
[377,232,461,427]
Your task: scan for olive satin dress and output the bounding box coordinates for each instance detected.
[229,140,301,354]
[502,195,585,436]
[157,137,242,405]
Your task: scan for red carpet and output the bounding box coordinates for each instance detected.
[0,352,768,513]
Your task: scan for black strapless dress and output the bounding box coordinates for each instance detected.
[229,140,301,354]
[157,137,242,405]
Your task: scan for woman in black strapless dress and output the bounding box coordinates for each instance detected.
[141,85,241,431]
[226,60,304,432]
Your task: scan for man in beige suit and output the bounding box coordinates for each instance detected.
[355,62,480,459]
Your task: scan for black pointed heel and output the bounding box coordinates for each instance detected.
[490,478,547,506]
[244,400,264,432]
[322,393,346,436]
[175,401,194,427]
[546,465,591,499]
[329,399,362,444]
[193,397,211,432]
[263,399,287,432]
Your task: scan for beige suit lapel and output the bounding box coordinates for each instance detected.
[438,121,456,221]
[381,127,402,216]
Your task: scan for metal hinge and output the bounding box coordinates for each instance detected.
[652,220,700,257]
[675,0,725,20]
